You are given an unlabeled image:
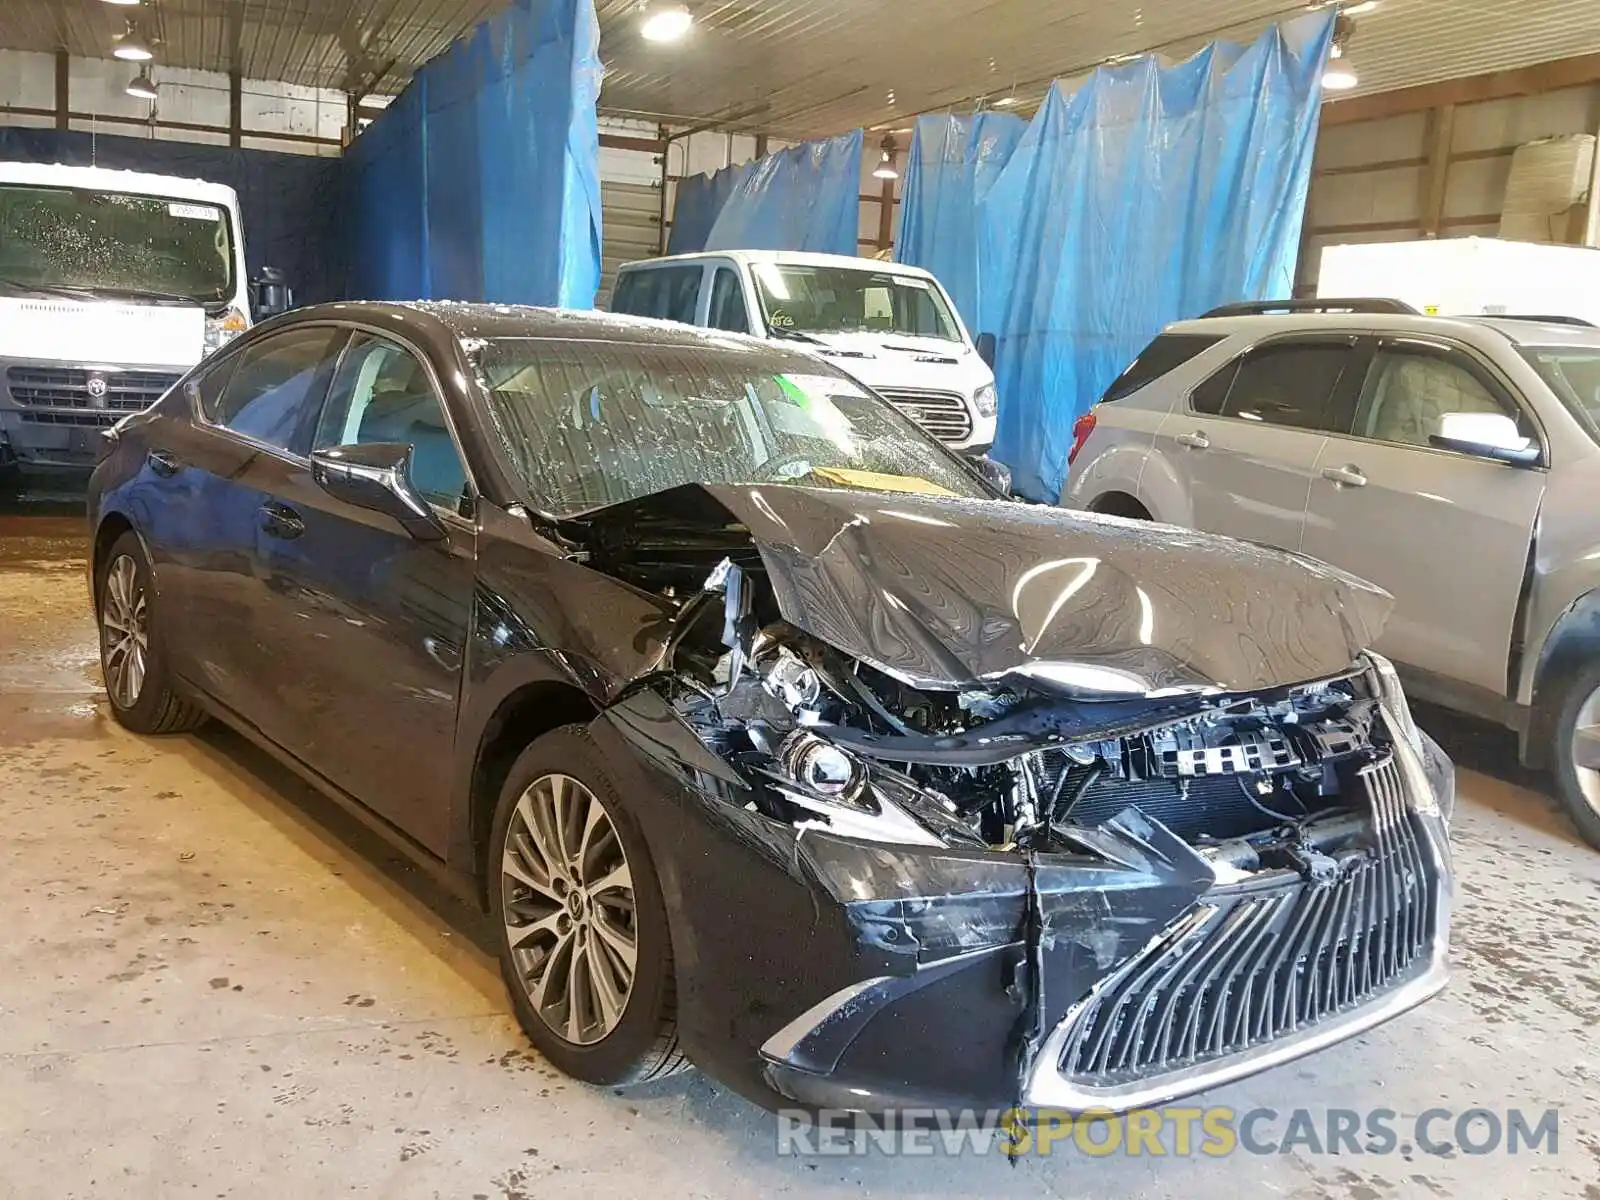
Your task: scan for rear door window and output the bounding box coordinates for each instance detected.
[1101,333,1224,403]
[1190,341,1357,432]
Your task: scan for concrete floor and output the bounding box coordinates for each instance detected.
[1,507,1597,1200]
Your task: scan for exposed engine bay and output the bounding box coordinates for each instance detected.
[570,492,1403,861]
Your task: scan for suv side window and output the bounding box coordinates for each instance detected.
[1102,333,1224,403]
[1354,345,1532,452]
[1190,342,1354,432]
[708,267,749,333]
[314,333,470,514]
[204,326,345,452]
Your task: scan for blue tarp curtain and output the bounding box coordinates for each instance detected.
[667,162,743,255]
[895,113,1026,334]
[900,11,1333,503]
[704,130,863,255]
[344,0,603,307]
[0,127,345,304]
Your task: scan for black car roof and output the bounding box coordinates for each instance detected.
[281,300,778,353]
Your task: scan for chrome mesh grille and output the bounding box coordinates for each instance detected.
[7,366,179,413]
[1057,757,1436,1085]
[874,387,973,442]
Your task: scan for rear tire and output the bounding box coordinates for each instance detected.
[489,725,689,1085]
[1548,664,1600,851]
[95,531,207,735]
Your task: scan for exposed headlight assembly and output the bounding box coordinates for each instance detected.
[1365,651,1423,757]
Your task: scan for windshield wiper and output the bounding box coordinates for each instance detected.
[0,275,99,301]
[766,325,826,345]
[72,284,209,306]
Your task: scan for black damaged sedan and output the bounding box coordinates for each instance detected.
[88,302,1454,1114]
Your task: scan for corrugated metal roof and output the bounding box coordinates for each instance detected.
[3,1,1600,133]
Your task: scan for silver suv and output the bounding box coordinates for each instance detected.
[1064,299,1600,848]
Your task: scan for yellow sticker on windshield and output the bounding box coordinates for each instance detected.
[811,467,958,496]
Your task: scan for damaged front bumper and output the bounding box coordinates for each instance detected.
[601,691,1453,1115]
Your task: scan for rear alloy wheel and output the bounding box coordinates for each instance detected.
[96,532,206,735]
[490,726,688,1085]
[1550,668,1600,851]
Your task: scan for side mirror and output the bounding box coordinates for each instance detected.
[1429,411,1539,466]
[975,332,997,369]
[311,443,446,541]
[972,455,1012,496]
[252,267,294,318]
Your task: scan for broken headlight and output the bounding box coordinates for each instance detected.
[1364,651,1423,758]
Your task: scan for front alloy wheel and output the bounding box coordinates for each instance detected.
[100,554,149,709]
[489,725,686,1085]
[501,773,638,1044]
[1556,676,1600,851]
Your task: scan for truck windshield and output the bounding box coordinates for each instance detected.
[1521,346,1600,437]
[751,263,961,342]
[0,183,233,306]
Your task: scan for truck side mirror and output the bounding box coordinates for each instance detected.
[975,332,997,368]
[253,267,294,318]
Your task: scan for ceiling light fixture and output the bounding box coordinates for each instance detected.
[113,23,154,61]
[1340,1,1379,14]
[1322,13,1358,90]
[126,70,157,100]
[640,4,692,42]
[994,95,1019,107]
[101,0,142,6]
[873,134,899,181]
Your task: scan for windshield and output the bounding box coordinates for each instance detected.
[477,338,988,517]
[750,263,962,342]
[0,183,234,305]
[1521,346,1600,437]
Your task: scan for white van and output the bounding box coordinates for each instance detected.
[0,161,288,482]
[611,250,998,455]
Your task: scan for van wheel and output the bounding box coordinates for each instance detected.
[1549,665,1600,850]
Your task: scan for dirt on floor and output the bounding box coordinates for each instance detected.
[2,509,1598,1199]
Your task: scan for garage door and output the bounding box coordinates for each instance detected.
[600,180,662,308]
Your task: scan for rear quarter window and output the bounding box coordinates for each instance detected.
[1101,333,1225,403]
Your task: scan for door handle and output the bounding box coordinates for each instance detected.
[147,449,181,477]
[1175,431,1210,450]
[1321,464,1368,488]
[258,501,305,540]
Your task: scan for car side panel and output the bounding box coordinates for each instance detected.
[1517,453,1600,707]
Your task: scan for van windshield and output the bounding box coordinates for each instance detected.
[0,183,234,306]
[750,263,961,342]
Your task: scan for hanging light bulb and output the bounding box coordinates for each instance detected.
[873,135,899,181]
[1322,14,1358,91]
[126,70,158,100]
[113,22,155,62]
[640,3,692,42]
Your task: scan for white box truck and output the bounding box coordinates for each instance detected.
[0,160,289,486]
[1317,236,1600,324]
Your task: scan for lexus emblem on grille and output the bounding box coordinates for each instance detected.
[86,375,109,407]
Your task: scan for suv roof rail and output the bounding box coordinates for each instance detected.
[1199,298,1419,318]
[1483,313,1596,327]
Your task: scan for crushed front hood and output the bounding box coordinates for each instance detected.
[700,484,1391,694]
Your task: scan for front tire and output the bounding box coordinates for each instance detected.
[489,725,689,1085]
[1549,665,1600,851]
[96,531,206,735]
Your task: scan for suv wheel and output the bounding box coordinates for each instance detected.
[96,532,207,735]
[1549,666,1600,850]
[489,725,689,1085]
